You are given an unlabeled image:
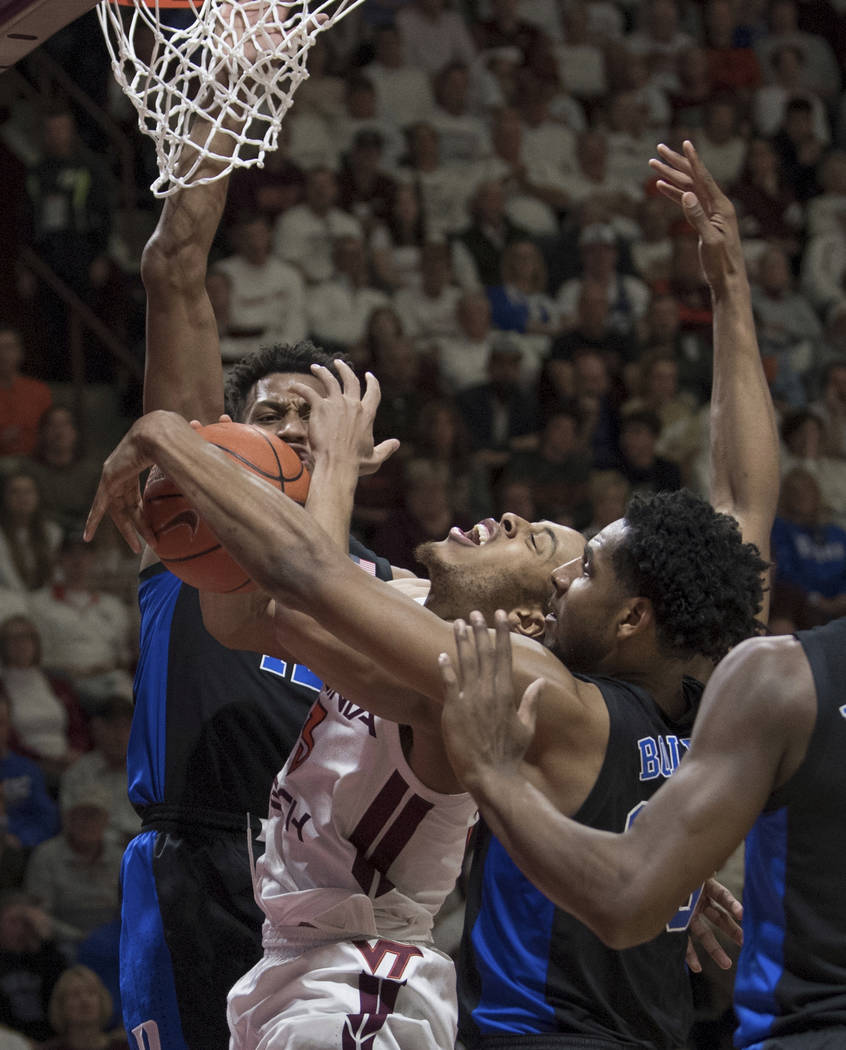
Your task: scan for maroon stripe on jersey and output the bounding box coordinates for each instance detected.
[371,794,434,896]
[350,771,409,849]
[350,771,433,896]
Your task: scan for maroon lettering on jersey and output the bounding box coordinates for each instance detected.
[289,700,328,773]
[336,694,378,737]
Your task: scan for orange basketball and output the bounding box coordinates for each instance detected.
[143,421,310,593]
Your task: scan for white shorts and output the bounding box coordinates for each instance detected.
[227,935,458,1050]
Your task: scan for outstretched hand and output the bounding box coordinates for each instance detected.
[84,414,166,554]
[288,359,399,477]
[685,875,744,973]
[649,140,745,295]
[439,610,543,791]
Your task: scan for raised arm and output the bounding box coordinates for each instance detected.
[142,4,292,420]
[439,613,810,947]
[650,142,779,620]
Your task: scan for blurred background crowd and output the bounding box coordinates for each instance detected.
[0,0,845,1044]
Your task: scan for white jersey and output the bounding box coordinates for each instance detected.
[254,686,478,948]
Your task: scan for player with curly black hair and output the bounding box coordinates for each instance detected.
[612,489,768,663]
[90,144,777,1050]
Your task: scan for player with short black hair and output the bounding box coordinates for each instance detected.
[609,488,767,663]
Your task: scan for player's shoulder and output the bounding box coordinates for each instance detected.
[704,632,811,737]
[715,632,805,693]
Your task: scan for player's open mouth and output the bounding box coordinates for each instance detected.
[449,519,498,546]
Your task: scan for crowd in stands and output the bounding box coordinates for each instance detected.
[0,0,845,1044]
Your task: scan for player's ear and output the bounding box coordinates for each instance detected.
[507,605,546,640]
[617,596,652,641]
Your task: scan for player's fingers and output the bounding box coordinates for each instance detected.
[701,902,743,946]
[648,157,693,191]
[109,502,144,554]
[469,610,496,688]
[681,192,721,245]
[690,914,733,970]
[361,370,382,418]
[189,419,203,430]
[333,359,361,400]
[653,179,685,206]
[453,618,479,680]
[286,380,320,406]
[685,936,702,973]
[84,482,112,545]
[218,413,233,423]
[703,876,743,922]
[438,651,460,704]
[518,677,544,730]
[309,363,342,398]
[492,609,513,693]
[371,438,400,465]
[655,142,691,171]
[682,140,725,211]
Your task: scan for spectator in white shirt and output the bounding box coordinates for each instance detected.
[59,697,139,850]
[626,0,694,91]
[366,24,435,128]
[556,223,650,337]
[395,241,463,350]
[753,43,831,143]
[437,290,498,392]
[213,214,307,360]
[399,122,474,239]
[430,63,492,166]
[273,168,362,284]
[305,236,390,351]
[755,0,842,100]
[396,0,477,77]
[693,94,748,187]
[30,536,134,711]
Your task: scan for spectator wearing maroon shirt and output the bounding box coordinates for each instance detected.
[0,328,51,460]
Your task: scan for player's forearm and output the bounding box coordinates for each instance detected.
[135,412,342,604]
[305,448,360,553]
[708,269,779,565]
[141,109,243,419]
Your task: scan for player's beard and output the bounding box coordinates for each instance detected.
[415,541,522,622]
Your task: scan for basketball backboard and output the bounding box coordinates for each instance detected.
[0,0,97,70]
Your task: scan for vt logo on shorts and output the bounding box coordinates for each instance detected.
[343,940,423,1049]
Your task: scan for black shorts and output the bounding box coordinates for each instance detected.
[758,1031,846,1050]
[121,824,263,1050]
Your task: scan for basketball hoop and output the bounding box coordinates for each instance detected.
[98,0,365,197]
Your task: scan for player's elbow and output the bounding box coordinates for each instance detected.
[589,888,668,950]
[141,227,208,297]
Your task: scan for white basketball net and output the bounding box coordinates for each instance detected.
[98,0,365,197]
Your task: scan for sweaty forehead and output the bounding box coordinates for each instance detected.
[536,520,584,564]
[246,372,324,413]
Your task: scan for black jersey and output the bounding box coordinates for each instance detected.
[129,538,392,828]
[459,674,702,1049]
[734,618,846,1048]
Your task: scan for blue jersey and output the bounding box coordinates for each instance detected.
[734,618,846,1049]
[459,675,702,1049]
[130,539,391,827]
